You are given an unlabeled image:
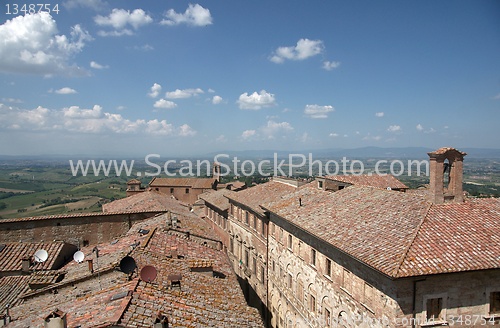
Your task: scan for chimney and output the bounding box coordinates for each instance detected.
[44,309,67,328]
[87,259,94,273]
[153,312,169,328]
[21,258,31,273]
[428,147,466,204]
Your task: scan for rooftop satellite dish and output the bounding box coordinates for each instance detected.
[386,187,392,191]
[73,251,85,263]
[140,265,157,282]
[119,256,137,274]
[34,249,48,263]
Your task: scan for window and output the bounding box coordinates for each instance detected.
[297,280,304,303]
[271,223,275,235]
[325,258,332,277]
[185,188,189,194]
[244,249,249,266]
[311,249,317,266]
[342,269,351,292]
[490,291,500,314]
[318,180,323,189]
[272,260,275,272]
[310,295,316,312]
[260,266,265,283]
[288,234,293,250]
[253,216,257,230]
[252,257,257,273]
[170,188,174,193]
[245,211,249,225]
[324,308,331,326]
[279,228,284,243]
[261,220,265,236]
[426,298,443,321]
[229,238,234,253]
[230,203,234,215]
[288,273,292,288]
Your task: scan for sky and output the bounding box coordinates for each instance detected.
[0,0,499,157]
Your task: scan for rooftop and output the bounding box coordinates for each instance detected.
[149,177,216,189]
[102,190,189,213]
[263,182,500,278]
[198,188,236,211]
[323,174,408,190]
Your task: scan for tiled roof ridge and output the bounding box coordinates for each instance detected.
[392,202,433,278]
[0,209,168,223]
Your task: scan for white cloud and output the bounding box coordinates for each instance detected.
[208,88,215,93]
[134,44,154,51]
[261,120,293,139]
[0,13,92,76]
[161,4,213,26]
[241,129,256,139]
[55,87,77,95]
[362,134,382,141]
[329,133,339,137]
[178,124,197,137]
[216,135,227,142]
[270,38,324,64]
[212,95,223,104]
[2,98,23,103]
[416,123,424,131]
[375,112,384,117]
[90,61,109,69]
[387,125,402,132]
[166,88,204,99]
[0,103,191,136]
[237,90,276,110]
[148,83,162,98]
[153,99,177,109]
[95,9,153,36]
[323,61,340,71]
[299,132,310,143]
[304,104,334,119]
[116,106,126,111]
[492,93,500,100]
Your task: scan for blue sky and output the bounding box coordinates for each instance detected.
[0,0,499,156]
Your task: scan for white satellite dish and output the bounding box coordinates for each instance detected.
[34,249,48,263]
[386,187,392,191]
[73,251,85,263]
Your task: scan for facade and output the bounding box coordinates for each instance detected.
[148,177,218,205]
[199,147,500,328]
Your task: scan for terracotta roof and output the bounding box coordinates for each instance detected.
[0,241,72,272]
[4,199,263,327]
[0,210,164,223]
[324,174,408,190]
[265,183,500,278]
[0,276,29,313]
[102,190,188,213]
[227,180,298,216]
[127,179,142,184]
[428,146,466,156]
[149,177,216,189]
[397,198,500,277]
[199,189,236,211]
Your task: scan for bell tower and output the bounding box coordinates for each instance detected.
[427,147,466,204]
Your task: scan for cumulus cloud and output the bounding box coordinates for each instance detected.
[237,90,276,110]
[261,120,293,139]
[90,61,109,69]
[212,95,223,104]
[241,129,256,139]
[387,125,402,132]
[0,13,92,76]
[55,87,77,94]
[270,38,324,64]
[161,4,213,26]
[153,99,177,109]
[95,9,153,36]
[165,88,204,99]
[375,112,384,118]
[416,124,424,131]
[148,83,162,98]
[323,61,340,71]
[304,104,334,119]
[0,103,191,136]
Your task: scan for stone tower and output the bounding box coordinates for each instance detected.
[213,162,221,182]
[427,147,466,204]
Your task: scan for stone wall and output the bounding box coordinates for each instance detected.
[0,211,163,246]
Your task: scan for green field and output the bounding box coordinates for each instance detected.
[0,162,134,219]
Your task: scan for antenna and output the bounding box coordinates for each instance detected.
[140,265,157,282]
[34,249,48,263]
[73,251,85,263]
[119,256,137,274]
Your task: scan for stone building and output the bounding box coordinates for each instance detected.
[199,147,500,327]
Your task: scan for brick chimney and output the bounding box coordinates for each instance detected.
[428,147,466,204]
